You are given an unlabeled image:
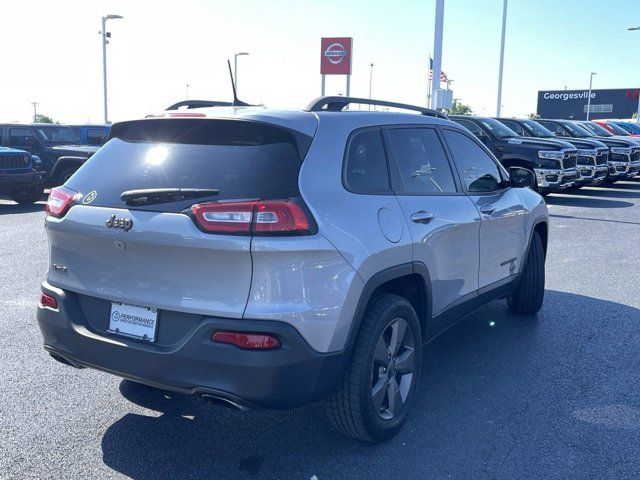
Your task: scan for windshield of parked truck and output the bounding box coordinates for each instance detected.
[617,122,640,134]
[561,122,592,138]
[479,118,517,138]
[579,122,613,137]
[521,120,555,138]
[35,126,80,145]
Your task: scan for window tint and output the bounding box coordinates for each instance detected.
[66,119,309,213]
[500,120,526,136]
[442,129,503,193]
[9,128,35,148]
[538,121,566,136]
[386,128,457,194]
[452,119,483,136]
[86,128,107,146]
[344,129,390,193]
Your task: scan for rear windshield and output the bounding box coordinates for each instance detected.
[66,119,311,212]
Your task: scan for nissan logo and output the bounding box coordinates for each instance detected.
[324,42,347,64]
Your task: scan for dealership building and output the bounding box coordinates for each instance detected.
[537,88,640,120]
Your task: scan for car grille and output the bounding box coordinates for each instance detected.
[595,149,608,166]
[0,154,30,170]
[562,151,577,170]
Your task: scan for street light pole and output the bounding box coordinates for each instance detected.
[368,63,374,109]
[586,72,596,121]
[101,14,123,125]
[31,102,38,122]
[233,52,249,94]
[629,26,640,123]
[496,0,508,116]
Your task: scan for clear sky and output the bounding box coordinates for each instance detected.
[1,0,638,124]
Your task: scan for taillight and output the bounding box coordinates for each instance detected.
[39,292,58,310]
[45,187,78,218]
[212,331,281,350]
[191,200,312,235]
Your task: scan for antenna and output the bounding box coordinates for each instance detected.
[227,60,250,107]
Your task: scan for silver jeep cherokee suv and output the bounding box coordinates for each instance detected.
[37,96,548,442]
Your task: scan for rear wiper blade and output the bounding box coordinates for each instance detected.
[121,188,220,206]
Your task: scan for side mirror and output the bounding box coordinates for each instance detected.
[509,167,536,189]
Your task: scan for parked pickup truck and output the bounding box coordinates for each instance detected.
[0,147,45,204]
[0,124,99,186]
[496,118,609,186]
[449,115,578,194]
[536,119,640,182]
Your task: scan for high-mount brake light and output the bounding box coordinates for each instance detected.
[45,187,78,218]
[191,200,311,235]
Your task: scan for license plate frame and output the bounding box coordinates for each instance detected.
[108,302,158,342]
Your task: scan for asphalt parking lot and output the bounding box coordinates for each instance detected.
[1,181,640,480]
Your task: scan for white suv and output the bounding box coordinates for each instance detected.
[37,97,548,441]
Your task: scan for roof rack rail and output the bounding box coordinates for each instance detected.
[166,100,233,111]
[304,96,448,119]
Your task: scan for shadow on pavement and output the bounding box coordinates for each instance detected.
[101,291,640,480]
[0,201,45,215]
[562,187,640,199]
[544,195,633,208]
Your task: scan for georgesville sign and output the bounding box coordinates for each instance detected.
[320,37,353,75]
[537,88,640,120]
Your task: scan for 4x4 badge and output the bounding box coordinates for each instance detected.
[106,214,133,232]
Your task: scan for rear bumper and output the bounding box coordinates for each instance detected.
[0,171,45,193]
[37,282,345,409]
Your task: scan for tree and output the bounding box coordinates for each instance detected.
[527,113,541,119]
[34,113,55,123]
[448,100,472,115]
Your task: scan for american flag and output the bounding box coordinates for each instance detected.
[428,57,448,82]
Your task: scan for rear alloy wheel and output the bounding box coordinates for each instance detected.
[371,317,416,421]
[10,186,43,205]
[326,293,422,442]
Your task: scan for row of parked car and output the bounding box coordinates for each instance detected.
[449,116,640,194]
[0,123,109,204]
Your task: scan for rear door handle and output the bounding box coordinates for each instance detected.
[479,204,496,215]
[411,211,435,224]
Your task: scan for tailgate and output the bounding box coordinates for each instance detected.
[46,205,252,318]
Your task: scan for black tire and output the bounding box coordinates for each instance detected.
[508,231,545,314]
[56,166,78,185]
[10,186,43,205]
[326,293,422,442]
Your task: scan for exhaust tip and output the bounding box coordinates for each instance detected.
[48,352,84,369]
[201,393,248,411]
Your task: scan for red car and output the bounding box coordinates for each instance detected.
[593,120,640,137]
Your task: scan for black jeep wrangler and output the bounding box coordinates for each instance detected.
[449,115,578,194]
[0,124,99,186]
[0,146,45,204]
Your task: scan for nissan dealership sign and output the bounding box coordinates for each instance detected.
[538,88,640,120]
[320,37,353,75]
